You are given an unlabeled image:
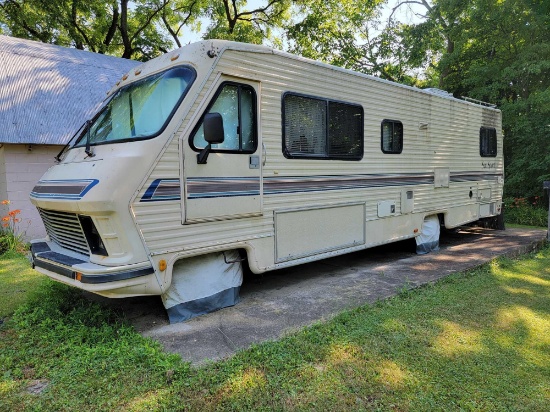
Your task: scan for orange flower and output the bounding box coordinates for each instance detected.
[1,216,9,222]
[8,209,20,216]
[1,200,9,205]
[2,223,8,227]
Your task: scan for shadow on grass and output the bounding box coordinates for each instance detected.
[166,247,550,411]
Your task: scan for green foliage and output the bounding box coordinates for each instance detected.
[202,0,291,45]
[0,0,179,60]
[0,1,294,58]
[0,228,24,255]
[433,0,550,198]
[504,197,548,228]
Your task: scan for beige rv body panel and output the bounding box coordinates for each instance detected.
[30,41,503,296]
[129,44,503,291]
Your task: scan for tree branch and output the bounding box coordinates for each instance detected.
[70,0,95,51]
[102,2,119,52]
[0,0,49,42]
[388,0,431,21]
[161,0,198,48]
[129,2,169,44]
[235,0,280,20]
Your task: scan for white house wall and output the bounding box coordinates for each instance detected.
[1,144,61,240]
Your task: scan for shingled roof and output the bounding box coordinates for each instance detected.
[0,35,139,145]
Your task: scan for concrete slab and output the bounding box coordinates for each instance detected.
[92,227,546,365]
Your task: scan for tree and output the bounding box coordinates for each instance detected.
[0,0,180,60]
[433,0,550,197]
[0,0,293,57]
[383,0,550,198]
[160,0,205,48]
[203,0,292,45]
[284,0,435,86]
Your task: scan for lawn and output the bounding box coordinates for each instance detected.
[0,251,46,318]
[0,246,549,411]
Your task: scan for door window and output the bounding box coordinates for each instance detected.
[191,82,257,153]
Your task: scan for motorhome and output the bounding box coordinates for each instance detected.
[29,40,503,322]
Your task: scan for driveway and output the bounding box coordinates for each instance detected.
[90,227,547,365]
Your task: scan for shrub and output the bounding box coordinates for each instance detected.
[0,200,28,254]
[504,196,548,227]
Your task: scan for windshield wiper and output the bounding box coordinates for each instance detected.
[54,121,88,162]
[84,120,95,158]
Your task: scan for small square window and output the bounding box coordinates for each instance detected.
[381,120,403,154]
[480,127,497,157]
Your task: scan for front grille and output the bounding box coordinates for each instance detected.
[38,209,90,256]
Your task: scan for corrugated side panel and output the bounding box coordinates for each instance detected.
[132,48,503,256]
[215,50,503,216]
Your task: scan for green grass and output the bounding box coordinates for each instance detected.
[0,251,46,318]
[507,223,548,230]
[1,247,549,411]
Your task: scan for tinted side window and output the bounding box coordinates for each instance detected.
[283,93,363,160]
[381,120,403,154]
[191,82,257,153]
[480,127,497,157]
[328,102,363,159]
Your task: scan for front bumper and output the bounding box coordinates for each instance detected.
[30,241,161,297]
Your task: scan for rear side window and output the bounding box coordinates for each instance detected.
[283,93,363,160]
[381,120,403,154]
[480,127,497,157]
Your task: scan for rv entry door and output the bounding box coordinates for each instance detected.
[184,77,262,223]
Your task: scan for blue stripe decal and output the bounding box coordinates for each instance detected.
[186,174,434,199]
[187,177,260,199]
[148,171,502,201]
[30,179,99,200]
[264,174,433,195]
[141,179,181,202]
[450,172,502,182]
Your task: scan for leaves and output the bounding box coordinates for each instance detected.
[433,0,550,197]
[0,0,178,60]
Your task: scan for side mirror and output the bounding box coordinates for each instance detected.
[198,113,224,164]
[203,112,225,144]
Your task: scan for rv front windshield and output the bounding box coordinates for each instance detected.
[74,66,196,147]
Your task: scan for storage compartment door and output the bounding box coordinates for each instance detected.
[275,203,365,263]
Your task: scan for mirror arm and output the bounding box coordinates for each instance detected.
[197,144,211,164]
